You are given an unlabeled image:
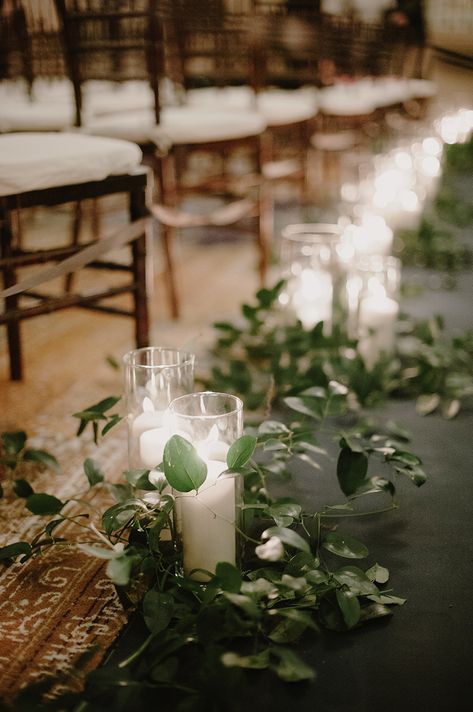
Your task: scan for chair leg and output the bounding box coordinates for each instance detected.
[64,200,82,293]
[1,210,22,380]
[156,154,180,319]
[129,188,150,348]
[160,223,179,320]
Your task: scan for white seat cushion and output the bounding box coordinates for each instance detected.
[187,86,318,127]
[318,84,377,116]
[0,100,76,133]
[84,106,266,146]
[0,132,142,197]
[406,79,437,99]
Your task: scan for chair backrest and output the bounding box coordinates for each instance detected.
[164,0,256,92]
[54,0,164,126]
[0,1,34,88]
[0,1,67,91]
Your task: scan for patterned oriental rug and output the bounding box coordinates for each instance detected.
[0,416,129,704]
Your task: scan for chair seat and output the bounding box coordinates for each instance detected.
[406,79,437,99]
[318,85,377,117]
[0,132,142,197]
[0,100,76,133]
[187,86,318,127]
[84,106,267,146]
[311,130,359,151]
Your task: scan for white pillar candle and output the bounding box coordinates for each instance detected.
[139,426,169,469]
[177,459,236,581]
[131,397,165,439]
[292,268,333,331]
[352,215,393,257]
[358,294,399,368]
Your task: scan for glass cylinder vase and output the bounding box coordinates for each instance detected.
[167,391,244,581]
[279,223,342,332]
[123,347,195,470]
[347,256,401,368]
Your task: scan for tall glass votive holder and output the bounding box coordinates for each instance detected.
[167,392,244,581]
[347,256,401,368]
[123,347,195,471]
[279,224,342,332]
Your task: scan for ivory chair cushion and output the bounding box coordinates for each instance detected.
[0,132,142,197]
[406,79,437,99]
[0,100,77,133]
[318,84,377,117]
[187,86,318,127]
[84,106,267,146]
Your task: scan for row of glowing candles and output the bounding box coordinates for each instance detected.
[282,106,473,365]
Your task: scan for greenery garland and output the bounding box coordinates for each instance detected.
[0,136,471,712]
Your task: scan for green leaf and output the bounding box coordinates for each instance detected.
[1,431,26,455]
[333,566,378,595]
[416,393,440,415]
[23,449,60,473]
[267,502,301,527]
[270,646,316,682]
[125,469,156,490]
[394,465,427,487]
[322,532,369,559]
[78,544,118,560]
[268,617,309,644]
[215,562,242,593]
[226,435,257,469]
[262,526,310,553]
[26,493,64,515]
[283,396,324,420]
[336,447,368,497]
[366,563,389,584]
[101,414,123,437]
[336,588,361,629]
[163,435,207,492]
[143,590,174,634]
[13,479,34,497]
[442,399,461,420]
[102,501,142,534]
[83,458,105,487]
[0,541,32,561]
[367,593,406,606]
[222,649,270,670]
[224,593,261,619]
[359,602,393,623]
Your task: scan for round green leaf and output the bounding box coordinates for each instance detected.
[23,449,60,473]
[26,493,64,515]
[13,479,34,498]
[337,447,368,497]
[322,532,369,559]
[215,562,242,593]
[227,435,257,469]
[0,541,32,561]
[333,566,378,595]
[366,562,390,584]
[84,457,105,487]
[143,590,174,634]
[163,435,207,492]
[336,588,361,629]
[262,526,310,553]
[1,431,26,455]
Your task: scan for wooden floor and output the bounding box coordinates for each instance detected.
[1,56,472,438]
